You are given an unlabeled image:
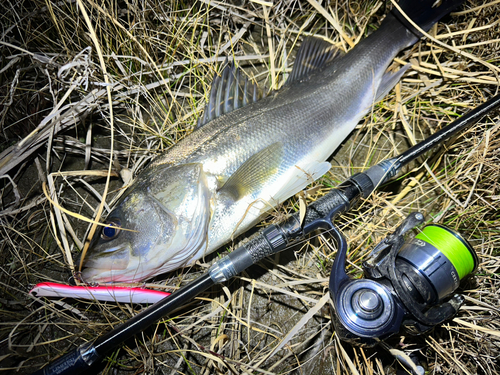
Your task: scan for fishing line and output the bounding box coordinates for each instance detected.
[415,224,477,279]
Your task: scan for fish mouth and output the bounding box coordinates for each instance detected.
[80,244,131,283]
[80,267,135,283]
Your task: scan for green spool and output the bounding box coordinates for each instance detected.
[415,224,477,280]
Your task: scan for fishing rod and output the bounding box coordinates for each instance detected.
[32,94,500,375]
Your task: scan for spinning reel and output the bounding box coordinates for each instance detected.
[328,212,477,347]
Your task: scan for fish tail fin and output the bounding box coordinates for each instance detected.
[390,0,465,37]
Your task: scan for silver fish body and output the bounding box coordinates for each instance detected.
[82,1,463,282]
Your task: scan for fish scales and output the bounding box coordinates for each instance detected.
[82,0,465,283]
[154,26,408,176]
[136,19,414,254]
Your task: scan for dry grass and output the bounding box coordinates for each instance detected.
[1,0,499,374]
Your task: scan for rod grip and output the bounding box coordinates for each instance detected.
[303,187,350,227]
[31,343,99,375]
[242,188,350,264]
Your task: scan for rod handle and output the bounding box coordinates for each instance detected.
[31,343,99,375]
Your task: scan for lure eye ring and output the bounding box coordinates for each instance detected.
[101,220,121,240]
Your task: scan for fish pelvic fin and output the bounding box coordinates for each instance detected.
[218,142,284,201]
[286,37,341,86]
[390,0,466,38]
[197,61,266,128]
[273,161,331,205]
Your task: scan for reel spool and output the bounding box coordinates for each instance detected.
[329,212,477,347]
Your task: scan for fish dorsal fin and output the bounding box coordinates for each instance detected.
[197,62,265,128]
[218,142,284,201]
[286,37,341,85]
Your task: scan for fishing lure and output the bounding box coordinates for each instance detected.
[29,282,170,304]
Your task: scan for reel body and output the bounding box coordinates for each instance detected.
[329,212,477,347]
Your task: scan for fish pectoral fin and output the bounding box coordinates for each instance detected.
[286,37,341,86]
[218,142,284,201]
[373,64,411,104]
[197,61,266,128]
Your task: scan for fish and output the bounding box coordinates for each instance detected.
[81,0,465,283]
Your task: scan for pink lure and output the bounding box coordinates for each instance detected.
[29,282,171,304]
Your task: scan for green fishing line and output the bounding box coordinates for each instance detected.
[416,224,476,280]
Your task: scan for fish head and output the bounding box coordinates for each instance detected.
[81,163,212,283]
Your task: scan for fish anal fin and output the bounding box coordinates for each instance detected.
[218,142,284,201]
[374,64,411,104]
[286,37,341,85]
[197,62,265,128]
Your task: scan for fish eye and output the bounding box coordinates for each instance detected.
[101,220,121,240]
